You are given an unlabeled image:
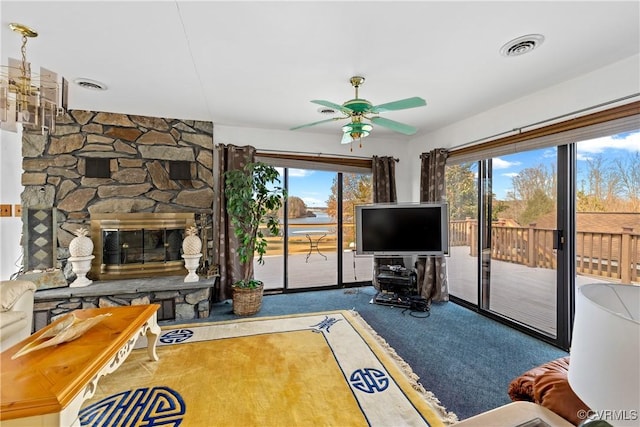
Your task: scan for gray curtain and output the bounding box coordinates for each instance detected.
[416,148,450,302]
[371,156,398,287]
[213,144,255,301]
[372,155,397,203]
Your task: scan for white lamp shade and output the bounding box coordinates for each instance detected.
[568,283,640,426]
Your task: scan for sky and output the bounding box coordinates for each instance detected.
[283,168,335,208]
[491,130,640,199]
[277,130,640,207]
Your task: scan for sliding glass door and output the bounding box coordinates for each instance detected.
[482,149,560,338]
[446,162,479,304]
[286,168,338,289]
[257,166,373,291]
[446,148,564,341]
[340,173,373,284]
[575,132,640,286]
[446,125,639,348]
[446,151,563,337]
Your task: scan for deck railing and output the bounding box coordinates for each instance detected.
[452,218,639,284]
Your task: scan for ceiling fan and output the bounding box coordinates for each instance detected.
[290,76,426,149]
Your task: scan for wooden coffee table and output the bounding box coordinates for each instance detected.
[0,304,161,427]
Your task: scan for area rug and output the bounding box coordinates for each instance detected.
[79,310,457,426]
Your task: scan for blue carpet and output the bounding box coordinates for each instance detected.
[164,286,567,420]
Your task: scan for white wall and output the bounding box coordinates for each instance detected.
[405,54,640,200]
[0,128,24,280]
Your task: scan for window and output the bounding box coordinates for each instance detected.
[254,154,373,290]
[446,101,639,349]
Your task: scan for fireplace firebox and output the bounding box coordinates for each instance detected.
[90,213,196,280]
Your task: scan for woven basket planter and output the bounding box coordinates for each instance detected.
[232,282,264,316]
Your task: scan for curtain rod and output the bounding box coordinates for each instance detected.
[450,93,640,151]
[256,148,373,160]
[257,148,399,162]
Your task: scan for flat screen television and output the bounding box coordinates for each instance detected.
[355,202,449,256]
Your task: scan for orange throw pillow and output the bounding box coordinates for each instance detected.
[508,357,590,426]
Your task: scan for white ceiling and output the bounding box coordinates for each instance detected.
[2,1,639,142]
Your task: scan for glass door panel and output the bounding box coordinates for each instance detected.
[341,173,373,284]
[256,167,377,290]
[484,149,558,337]
[286,169,337,288]
[446,162,479,303]
[575,130,640,287]
[255,168,285,291]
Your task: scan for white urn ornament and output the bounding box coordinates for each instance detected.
[181,226,202,282]
[68,227,95,287]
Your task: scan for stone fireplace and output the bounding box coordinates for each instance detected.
[18,110,219,329]
[90,213,196,280]
[19,110,219,328]
[20,109,215,281]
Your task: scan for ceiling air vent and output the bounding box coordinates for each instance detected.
[500,34,545,57]
[317,107,338,115]
[73,78,108,91]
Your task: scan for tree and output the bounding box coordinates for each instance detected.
[326,173,372,221]
[511,163,555,202]
[578,153,638,212]
[491,197,509,221]
[224,162,286,288]
[326,173,372,246]
[520,189,554,225]
[613,152,640,211]
[286,196,309,219]
[445,163,477,220]
[505,163,556,224]
[576,189,606,212]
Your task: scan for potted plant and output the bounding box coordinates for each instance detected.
[224,161,286,315]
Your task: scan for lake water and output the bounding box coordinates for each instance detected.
[286,211,335,233]
[288,211,333,224]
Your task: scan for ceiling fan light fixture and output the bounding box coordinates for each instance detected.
[500,34,545,57]
[342,122,372,140]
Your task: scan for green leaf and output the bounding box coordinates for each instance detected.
[224,161,286,282]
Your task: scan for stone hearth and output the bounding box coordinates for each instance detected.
[32,275,219,332]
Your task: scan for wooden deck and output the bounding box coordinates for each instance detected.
[256,249,374,290]
[255,245,610,336]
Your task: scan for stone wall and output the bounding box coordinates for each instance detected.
[20,110,214,278]
[32,276,219,331]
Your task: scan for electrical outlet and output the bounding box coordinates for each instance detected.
[14,204,22,217]
[0,204,12,217]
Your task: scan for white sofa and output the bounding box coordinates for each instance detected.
[0,280,37,351]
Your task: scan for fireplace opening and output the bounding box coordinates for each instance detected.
[91,213,196,280]
[102,229,183,265]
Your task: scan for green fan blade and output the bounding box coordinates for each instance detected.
[370,116,418,135]
[311,100,353,115]
[290,117,345,131]
[371,97,426,113]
